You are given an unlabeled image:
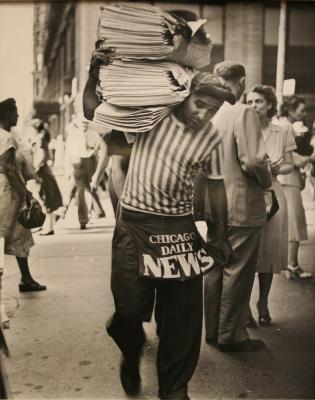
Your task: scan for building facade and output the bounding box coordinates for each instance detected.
[33,1,315,137]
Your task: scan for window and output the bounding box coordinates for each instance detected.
[263,2,315,94]
[286,2,315,93]
[262,6,279,87]
[201,4,224,71]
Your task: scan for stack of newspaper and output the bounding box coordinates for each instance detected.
[98,3,174,60]
[93,2,213,132]
[97,3,212,68]
[97,60,193,107]
[93,102,170,133]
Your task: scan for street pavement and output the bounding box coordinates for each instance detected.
[2,187,315,400]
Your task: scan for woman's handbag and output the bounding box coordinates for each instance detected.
[264,189,279,221]
[18,193,46,229]
[299,170,306,191]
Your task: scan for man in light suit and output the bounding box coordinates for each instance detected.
[203,61,272,352]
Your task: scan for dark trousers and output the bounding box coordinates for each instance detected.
[107,215,203,399]
[204,225,262,344]
[72,158,105,224]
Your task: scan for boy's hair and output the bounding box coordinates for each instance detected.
[191,72,236,104]
[214,61,246,82]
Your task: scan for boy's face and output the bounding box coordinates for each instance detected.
[179,93,222,131]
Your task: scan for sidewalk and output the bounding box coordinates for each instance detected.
[2,192,315,399]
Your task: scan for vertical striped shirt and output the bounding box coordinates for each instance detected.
[121,112,223,216]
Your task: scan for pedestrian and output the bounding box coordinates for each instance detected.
[202,61,272,352]
[246,85,296,327]
[0,98,46,292]
[84,47,236,399]
[64,114,108,229]
[32,120,63,235]
[277,96,312,279]
[109,74,236,399]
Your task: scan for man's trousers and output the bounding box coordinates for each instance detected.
[107,215,203,399]
[72,157,105,225]
[204,225,261,345]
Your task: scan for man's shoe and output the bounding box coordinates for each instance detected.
[39,230,54,236]
[80,224,87,230]
[246,313,258,329]
[287,265,312,279]
[96,212,106,218]
[120,357,141,397]
[205,337,218,346]
[218,338,266,352]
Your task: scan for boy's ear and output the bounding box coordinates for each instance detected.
[239,76,246,88]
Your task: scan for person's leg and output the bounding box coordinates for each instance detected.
[107,217,155,396]
[16,257,46,292]
[257,272,273,326]
[218,226,262,346]
[90,189,106,218]
[40,212,55,235]
[204,264,223,342]
[154,290,163,337]
[288,240,299,267]
[16,256,33,282]
[157,277,203,399]
[203,223,223,342]
[85,157,106,218]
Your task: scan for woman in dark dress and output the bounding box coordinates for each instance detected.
[32,121,63,235]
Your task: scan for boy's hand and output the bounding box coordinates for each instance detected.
[89,40,115,79]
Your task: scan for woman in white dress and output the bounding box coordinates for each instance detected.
[246,86,296,326]
[277,96,312,279]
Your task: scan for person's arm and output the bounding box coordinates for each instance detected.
[270,151,294,176]
[83,45,115,121]
[201,141,233,264]
[112,155,129,199]
[235,107,272,189]
[91,138,109,190]
[0,149,27,199]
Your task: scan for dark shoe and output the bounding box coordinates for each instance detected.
[120,357,141,397]
[39,230,54,236]
[80,224,87,230]
[96,212,106,218]
[19,280,47,292]
[246,314,258,329]
[218,338,266,352]
[257,302,272,327]
[205,337,218,346]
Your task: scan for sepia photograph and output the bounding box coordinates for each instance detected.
[0,1,314,399]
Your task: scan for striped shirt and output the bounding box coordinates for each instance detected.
[121,112,223,216]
